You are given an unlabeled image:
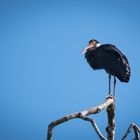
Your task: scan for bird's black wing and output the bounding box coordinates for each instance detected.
[102,44,123,58]
[102,44,129,64]
[101,44,130,82]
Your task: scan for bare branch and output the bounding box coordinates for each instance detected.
[47,96,114,140]
[106,102,115,140]
[79,115,107,140]
[122,123,140,140]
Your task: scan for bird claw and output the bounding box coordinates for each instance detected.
[106,94,113,99]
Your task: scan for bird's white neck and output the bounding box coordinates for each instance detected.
[96,43,101,47]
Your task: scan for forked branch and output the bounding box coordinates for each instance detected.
[47,96,114,140]
[122,123,140,140]
[79,115,107,140]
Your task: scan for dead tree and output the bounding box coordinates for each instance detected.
[47,96,140,140]
[47,96,114,140]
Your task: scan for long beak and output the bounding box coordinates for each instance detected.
[81,44,93,54]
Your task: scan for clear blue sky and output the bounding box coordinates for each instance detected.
[1,0,140,140]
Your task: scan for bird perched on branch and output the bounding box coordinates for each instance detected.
[81,39,130,97]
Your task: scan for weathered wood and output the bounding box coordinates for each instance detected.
[122,123,140,140]
[79,115,107,140]
[47,95,140,140]
[106,101,115,140]
[47,96,114,140]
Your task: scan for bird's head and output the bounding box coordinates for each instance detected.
[81,39,100,54]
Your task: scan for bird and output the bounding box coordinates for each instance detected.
[81,39,130,97]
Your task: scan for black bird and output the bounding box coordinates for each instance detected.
[81,39,130,97]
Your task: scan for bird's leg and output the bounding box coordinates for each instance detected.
[108,74,111,95]
[113,76,116,98]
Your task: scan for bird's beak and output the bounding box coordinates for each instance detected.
[81,44,93,54]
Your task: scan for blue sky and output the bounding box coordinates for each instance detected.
[1,0,140,140]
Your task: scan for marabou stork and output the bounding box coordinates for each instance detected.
[81,39,130,97]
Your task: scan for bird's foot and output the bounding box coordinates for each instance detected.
[106,94,113,99]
